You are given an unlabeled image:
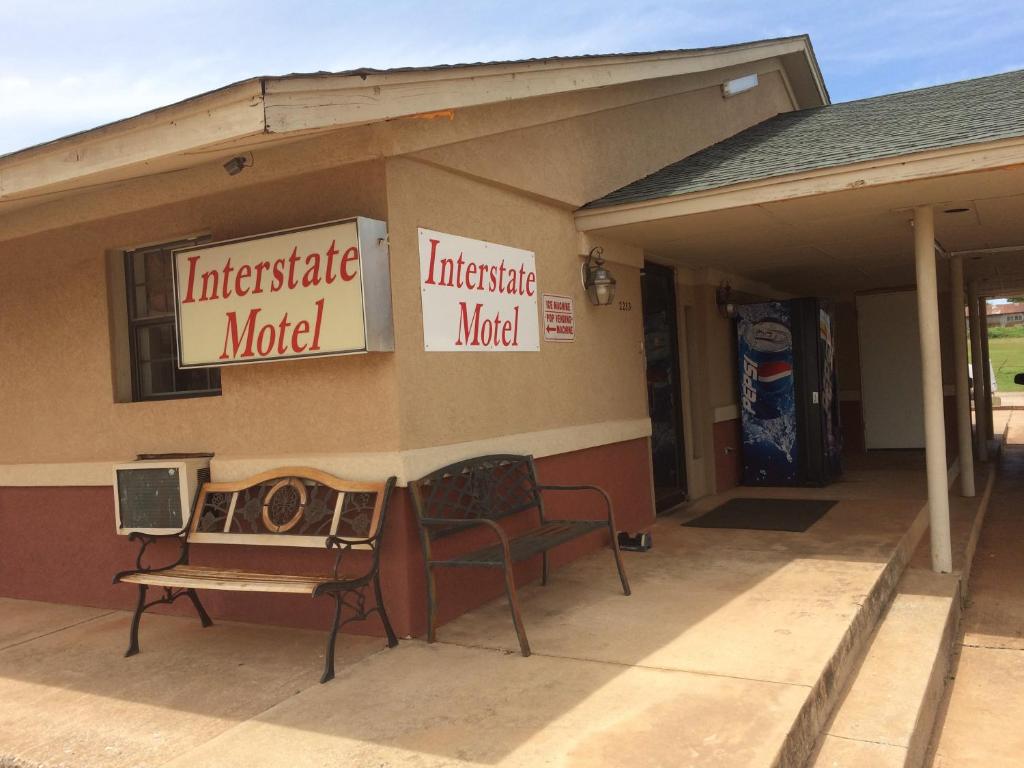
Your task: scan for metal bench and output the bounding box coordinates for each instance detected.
[113,467,397,683]
[410,454,630,656]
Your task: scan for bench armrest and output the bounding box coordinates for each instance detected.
[325,535,375,548]
[324,534,377,579]
[113,531,190,584]
[536,484,619,528]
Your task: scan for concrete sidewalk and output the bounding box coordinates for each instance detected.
[927,409,1024,767]
[0,459,940,768]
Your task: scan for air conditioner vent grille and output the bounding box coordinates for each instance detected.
[116,467,185,530]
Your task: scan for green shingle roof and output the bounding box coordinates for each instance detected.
[584,68,1024,209]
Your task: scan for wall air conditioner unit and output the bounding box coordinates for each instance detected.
[112,456,211,535]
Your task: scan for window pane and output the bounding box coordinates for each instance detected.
[145,250,174,315]
[139,358,176,397]
[134,324,175,363]
[131,249,174,319]
[174,365,219,393]
[126,239,220,401]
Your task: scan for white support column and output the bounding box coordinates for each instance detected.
[980,299,995,440]
[968,281,988,461]
[950,256,975,497]
[914,206,953,573]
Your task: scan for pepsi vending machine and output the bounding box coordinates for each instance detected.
[736,299,841,486]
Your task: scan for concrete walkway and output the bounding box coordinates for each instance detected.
[0,459,935,768]
[994,390,1024,409]
[927,409,1024,767]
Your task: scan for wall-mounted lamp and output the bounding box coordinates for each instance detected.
[223,154,252,176]
[581,246,617,306]
[716,281,737,319]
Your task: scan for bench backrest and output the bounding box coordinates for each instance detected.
[409,454,541,539]
[188,467,395,550]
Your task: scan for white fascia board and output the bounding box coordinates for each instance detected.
[575,135,1024,231]
[0,37,822,205]
[0,80,266,203]
[263,38,814,134]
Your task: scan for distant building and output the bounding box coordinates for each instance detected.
[986,302,1024,327]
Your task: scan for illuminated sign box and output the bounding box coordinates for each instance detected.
[173,218,393,368]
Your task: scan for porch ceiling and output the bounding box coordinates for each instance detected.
[578,163,1024,298]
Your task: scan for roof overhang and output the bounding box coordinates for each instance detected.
[261,36,827,134]
[575,136,1024,297]
[0,35,826,213]
[576,135,1024,231]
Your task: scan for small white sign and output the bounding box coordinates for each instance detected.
[542,293,575,342]
[418,228,540,352]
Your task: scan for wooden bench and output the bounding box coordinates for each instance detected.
[410,454,630,656]
[113,468,397,683]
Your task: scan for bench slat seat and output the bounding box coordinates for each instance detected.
[441,520,606,566]
[119,565,336,595]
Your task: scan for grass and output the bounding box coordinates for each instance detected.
[987,325,1024,339]
[986,336,1024,392]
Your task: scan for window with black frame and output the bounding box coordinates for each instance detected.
[125,240,221,401]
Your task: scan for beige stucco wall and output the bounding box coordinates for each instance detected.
[0,160,399,465]
[378,67,793,463]
[411,70,794,207]
[384,156,648,450]
[0,63,800,495]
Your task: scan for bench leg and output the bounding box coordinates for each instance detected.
[373,573,398,649]
[609,532,631,596]
[186,589,214,628]
[502,561,531,657]
[541,551,549,586]
[125,584,147,657]
[321,592,343,684]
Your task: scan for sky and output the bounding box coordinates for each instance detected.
[1,0,1023,156]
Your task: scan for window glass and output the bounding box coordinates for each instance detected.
[125,240,220,401]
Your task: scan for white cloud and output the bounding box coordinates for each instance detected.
[2,0,1023,154]
[0,56,236,153]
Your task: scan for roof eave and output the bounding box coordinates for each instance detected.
[263,35,827,133]
[0,35,826,208]
[0,79,267,206]
[575,134,1024,231]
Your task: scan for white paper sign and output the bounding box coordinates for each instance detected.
[542,293,575,342]
[418,228,540,352]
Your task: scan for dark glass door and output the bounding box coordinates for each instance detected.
[641,262,687,511]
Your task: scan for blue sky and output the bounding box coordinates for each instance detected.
[1,0,1022,155]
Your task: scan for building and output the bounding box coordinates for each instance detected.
[985,302,1024,327]
[1,34,1020,638]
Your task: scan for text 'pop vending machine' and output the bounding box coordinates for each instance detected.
[735,299,841,486]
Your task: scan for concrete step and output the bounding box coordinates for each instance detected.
[773,499,930,767]
[808,568,961,768]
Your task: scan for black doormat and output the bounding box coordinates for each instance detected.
[682,498,837,532]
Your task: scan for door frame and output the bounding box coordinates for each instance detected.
[641,260,688,511]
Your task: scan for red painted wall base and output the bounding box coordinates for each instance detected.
[0,438,655,639]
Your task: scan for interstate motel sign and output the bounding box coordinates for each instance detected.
[417,228,540,352]
[172,218,394,368]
